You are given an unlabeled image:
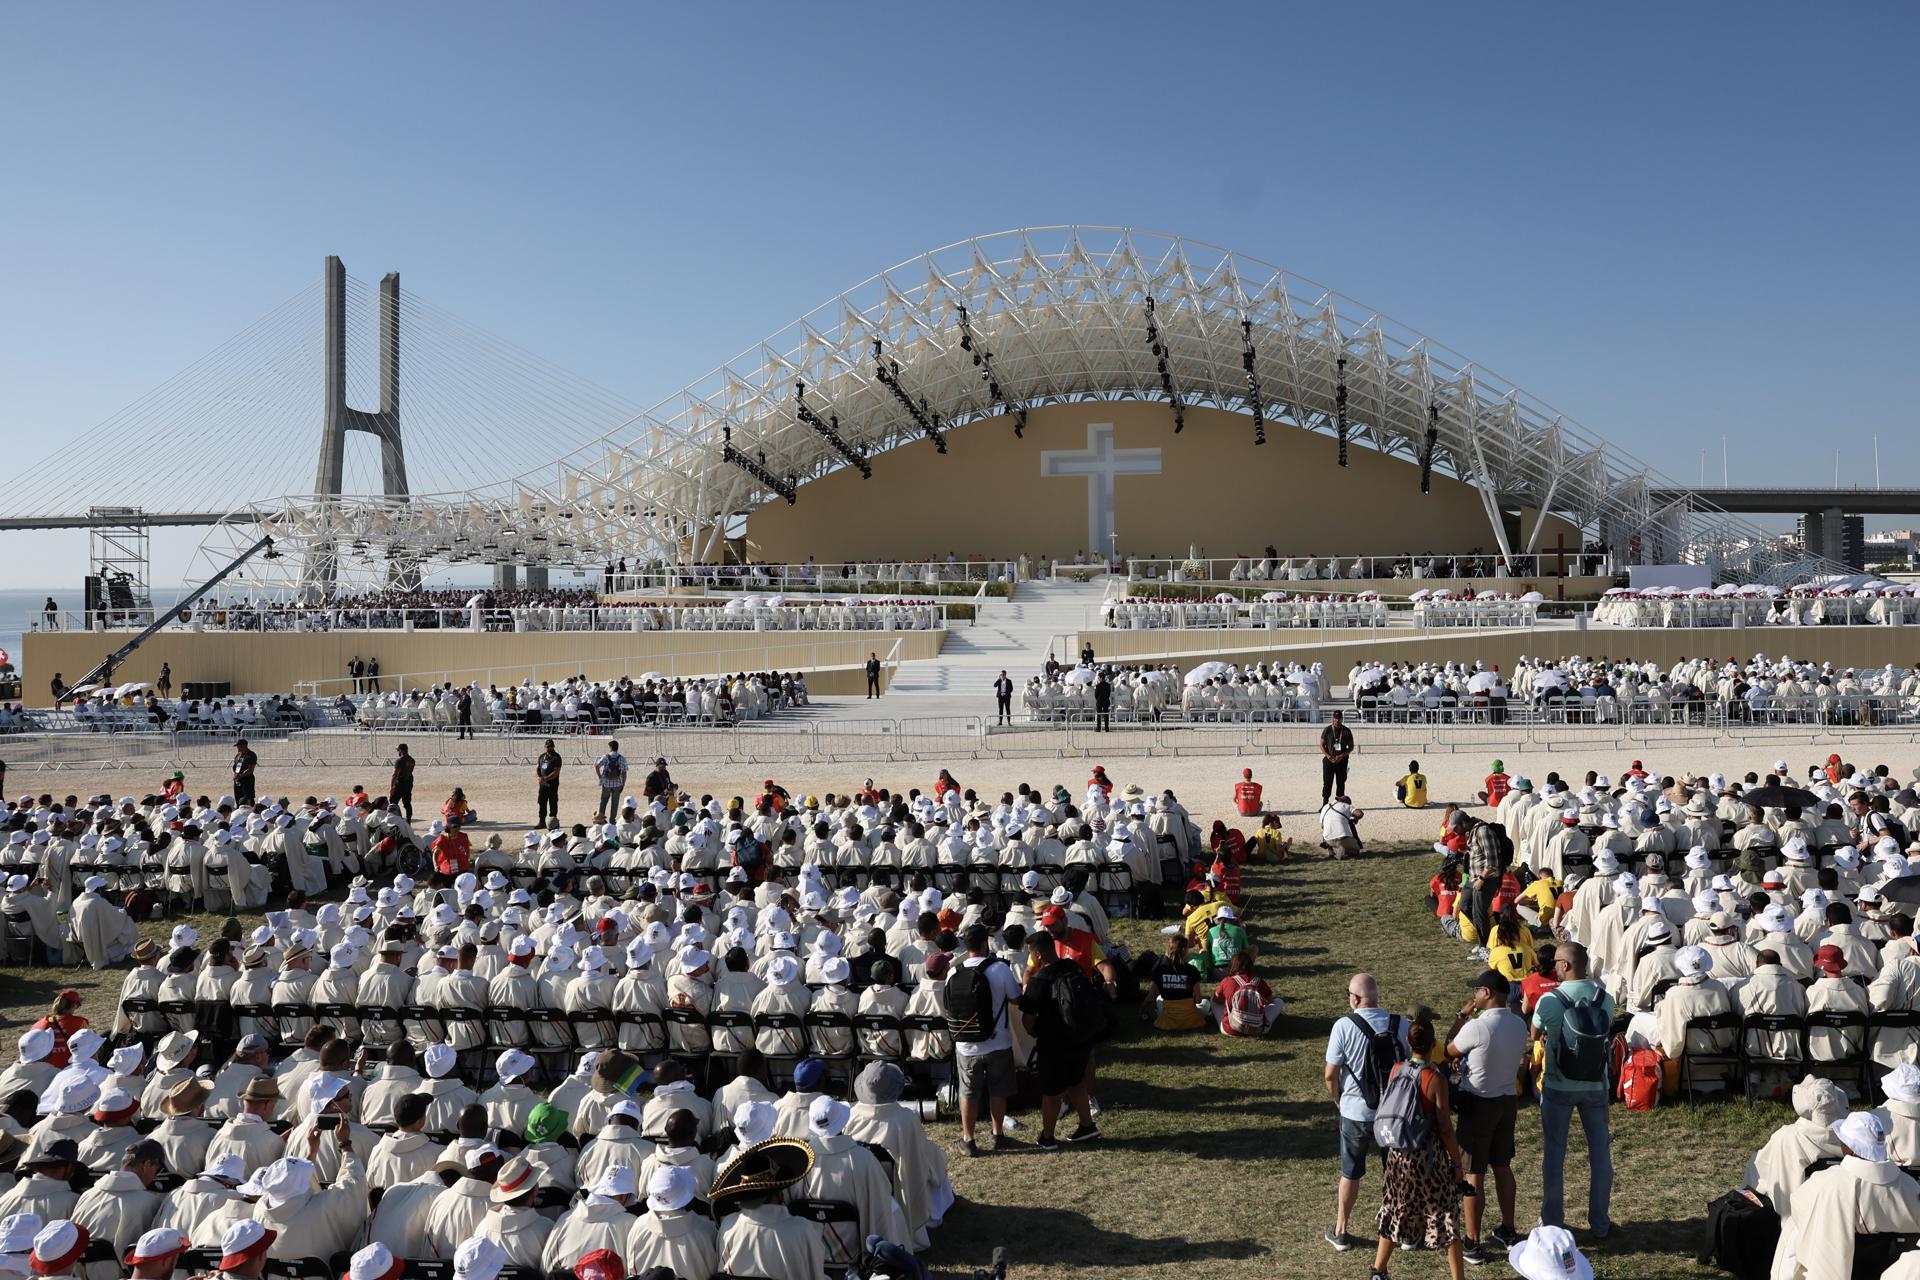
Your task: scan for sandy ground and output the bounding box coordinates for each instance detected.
[27,735,1920,847]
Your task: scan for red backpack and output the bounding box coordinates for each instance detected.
[1617,1046,1662,1111]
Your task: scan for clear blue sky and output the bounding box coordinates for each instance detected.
[2,3,1915,588]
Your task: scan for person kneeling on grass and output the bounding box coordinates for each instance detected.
[1215,952,1282,1036]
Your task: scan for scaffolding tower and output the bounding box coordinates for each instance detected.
[87,506,152,626]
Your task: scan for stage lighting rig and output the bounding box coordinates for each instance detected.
[955,304,1027,439]
[1335,355,1349,467]
[872,338,947,453]
[794,381,871,478]
[721,425,797,504]
[1420,401,1440,494]
[1144,295,1185,432]
[1242,318,1265,446]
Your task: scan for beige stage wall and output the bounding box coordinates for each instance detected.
[1075,627,1920,675]
[21,630,943,706]
[746,401,1578,564]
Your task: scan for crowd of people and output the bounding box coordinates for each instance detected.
[1346,654,1920,726]
[355,673,809,733]
[0,761,1280,1280]
[1594,583,1920,628]
[1348,749,1920,1279]
[1022,658,1330,726]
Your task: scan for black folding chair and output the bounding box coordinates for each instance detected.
[1678,1009,1742,1102]
[786,1198,862,1278]
[1806,1008,1871,1098]
[1739,1011,1808,1101]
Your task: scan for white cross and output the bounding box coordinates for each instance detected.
[1040,422,1162,556]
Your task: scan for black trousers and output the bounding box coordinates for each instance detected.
[457,713,472,740]
[1096,707,1111,731]
[1321,758,1348,801]
[537,781,559,826]
[867,674,880,697]
[996,694,1012,723]
[394,787,413,821]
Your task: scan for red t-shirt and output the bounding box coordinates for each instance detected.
[1215,974,1274,1035]
[1211,828,1247,865]
[432,830,472,877]
[1484,774,1511,807]
[1053,929,1101,979]
[1520,972,1561,1016]
[1233,780,1264,816]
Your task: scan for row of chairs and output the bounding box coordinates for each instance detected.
[1670,1006,1919,1102]
[121,994,957,1099]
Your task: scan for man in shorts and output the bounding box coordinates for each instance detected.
[1019,932,1100,1151]
[953,924,1023,1157]
[1446,969,1530,1261]
[1322,973,1408,1251]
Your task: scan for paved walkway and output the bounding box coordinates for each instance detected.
[812,576,1112,722]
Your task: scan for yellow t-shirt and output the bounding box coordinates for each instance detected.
[1184,899,1226,947]
[1487,941,1530,983]
[1521,877,1558,922]
[1398,773,1428,808]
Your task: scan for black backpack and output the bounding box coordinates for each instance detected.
[1050,963,1109,1044]
[1347,1012,1406,1110]
[1697,1188,1778,1280]
[944,956,1004,1043]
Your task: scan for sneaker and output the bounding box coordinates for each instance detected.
[1488,1225,1521,1249]
[1066,1123,1101,1143]
[1467,946,1490,962]
[987,1133,1008,1151]
[962,1138,981,1158]
[1036,1134,1062,1151]
[1369,1272,1391,1280]
[1324,1227,1357,1252]
[1461,1240,1491,1266]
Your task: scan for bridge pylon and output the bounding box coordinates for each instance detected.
[306,256,411,591]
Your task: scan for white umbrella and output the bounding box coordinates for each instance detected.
[1184,661,1233,687]
[1213,592,1237,603]
[1519,591,1544,604]
[1061,668,1098,686]
[1140,669,1176,686]
[114,681,150,697]
[638,671,664,683]
[65,683,99,696]
[1431,588,1453,598]
[1260,591,1289,601]
[1409,589,1431,602]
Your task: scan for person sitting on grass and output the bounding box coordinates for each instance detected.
[1207,906,1252,976]
[1248,813,1291,864]
[1215,951,1282,1036]
[1146,933,1207,1032]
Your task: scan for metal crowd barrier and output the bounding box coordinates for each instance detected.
[12,711,1920,774]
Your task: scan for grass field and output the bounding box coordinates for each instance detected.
[10,844,1778,1280]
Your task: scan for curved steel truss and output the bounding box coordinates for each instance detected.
[220,227,1825,593]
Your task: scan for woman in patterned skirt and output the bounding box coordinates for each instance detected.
[1371,1013,1466,1280]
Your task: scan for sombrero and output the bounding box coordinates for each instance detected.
[708,1137,815,1203]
